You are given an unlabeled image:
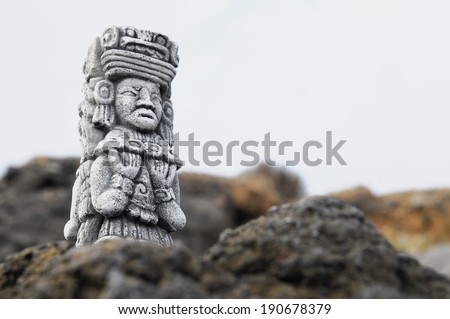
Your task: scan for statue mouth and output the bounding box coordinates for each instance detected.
[136,109,155,120]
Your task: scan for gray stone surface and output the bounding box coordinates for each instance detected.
[1,197,448,298]
[64,26,185,246]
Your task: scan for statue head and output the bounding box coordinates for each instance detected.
[79,26,179,160]
[115,78,163,132]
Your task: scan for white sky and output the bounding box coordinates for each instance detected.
[1,0,450,195]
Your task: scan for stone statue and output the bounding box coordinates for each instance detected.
[64,26,185,246]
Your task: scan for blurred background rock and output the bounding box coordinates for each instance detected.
[1,157,449,279]
[0,157,304,260]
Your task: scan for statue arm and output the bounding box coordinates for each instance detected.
[90,151,130,217]
[64,174,82,240]
[149,161,185,232]
[172,173,181,205]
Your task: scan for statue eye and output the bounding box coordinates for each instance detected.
[120,90,137,97]
[151,93,162,103]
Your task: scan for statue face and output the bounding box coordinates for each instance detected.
[115,78,163,132]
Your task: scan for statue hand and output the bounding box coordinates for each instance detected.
[148,159,169,188]
[64,218,80,241]
[95,188,128,218]
[108,149,142,180]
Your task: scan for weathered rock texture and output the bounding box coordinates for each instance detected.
[0,157,78,261]
[0,158,302,260]
[331,186,450,253]
[1,197,448,298]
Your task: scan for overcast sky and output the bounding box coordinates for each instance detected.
[1,0,450,195]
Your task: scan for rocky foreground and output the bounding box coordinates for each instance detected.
[1,197,448,298]
[1,157,450,298]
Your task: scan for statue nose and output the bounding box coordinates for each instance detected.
[137,88,153,107]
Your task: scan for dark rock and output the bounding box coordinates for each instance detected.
[0,241,73,298]
[204,197,450,298]
[0,157,79,262]
[0,240,205,298]
[1,196,448,298]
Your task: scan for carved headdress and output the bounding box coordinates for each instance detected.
[84,26,179,95]
[79,26,179,159]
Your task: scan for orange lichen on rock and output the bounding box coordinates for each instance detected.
[331,187,450,253]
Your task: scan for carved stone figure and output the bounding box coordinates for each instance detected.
[64,26,185,246]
